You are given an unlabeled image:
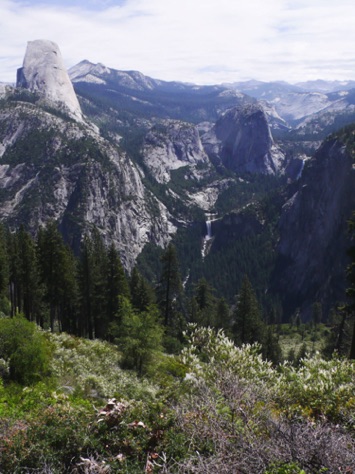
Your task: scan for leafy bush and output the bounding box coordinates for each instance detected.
[0,316,52,385]
[0,397,93,473]
[172,326,355,473]
[1,324,354,473]
[48,331,158,400]
[275,353,355,422]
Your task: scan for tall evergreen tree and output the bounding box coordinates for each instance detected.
[105,243,130,337]
[0,224,9,315]
[0,224,8,297]
[15,226,42,323]
[91,229,109,338]
[215,297,231,331]
[78,230,118,339]
[261,326,282,365]
[156,243,184,327]
[7,230,20,317]
[37,221,78,332]
[345,213,355,359]
[111,297,164,375]
[323,307,351,357]
[59,246,79,334]
[130,266,155,312]
[312,301,322,328]
[232,275,264,345]
[188,278,217,327]
[77,235,94,338]
[77,233,106,339]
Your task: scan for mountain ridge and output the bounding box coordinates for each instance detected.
[1,39,355,320]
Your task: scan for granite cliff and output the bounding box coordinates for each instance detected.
[274,135,355,316]
[16,40,83,122]
[202,104,285,175]
[141,120,211,184]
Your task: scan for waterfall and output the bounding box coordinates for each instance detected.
[296,159,305,180]
[202,214,216,258]
[206,219,212,240]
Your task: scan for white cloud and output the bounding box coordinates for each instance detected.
[1,0,355,84]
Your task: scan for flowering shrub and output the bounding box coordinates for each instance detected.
[275,353,355,422]
[180,324,277,385]
[0,325,354,473]
[48,332,158,400]
[172,325,355,473]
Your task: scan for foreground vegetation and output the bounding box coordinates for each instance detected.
[0,318,354,473]
[0,217,355,472]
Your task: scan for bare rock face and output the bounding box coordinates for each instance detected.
[0,101,174,270]
[0,83,9,98]
[142,120,211,184]
[203,104,285,175]
[274,138,355,317]
[17,40,83,121]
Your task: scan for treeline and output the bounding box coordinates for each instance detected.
[0,222,284,367]
[0,222,141,338]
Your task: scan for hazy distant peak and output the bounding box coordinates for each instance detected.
[295,79,355,93]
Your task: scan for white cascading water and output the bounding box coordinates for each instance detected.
[205,219,212,240]
[296,159,305,180]
[202,215,215,258]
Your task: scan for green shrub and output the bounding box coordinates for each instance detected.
[265,462,306,474]
[174,326,355,472]
[0,316,52,385]
[275,353,355,421]
[48,331,158,400]
[0,399,93,473]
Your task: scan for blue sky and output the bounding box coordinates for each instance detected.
[1,0,355,85]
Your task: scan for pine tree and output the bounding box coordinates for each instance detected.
[215,297,230,331]
[7,230,21,317]
[77,235,95,338]
[105,243,130,336]
[130,266,155,312]
[195,278,214,311]
[111,297,164,375]
[323,307,351,357]
[77,232,106,338]
[261,326,282,365]
[189,278,217,327]
[59,246,79,334]
[156,243,184,327]
[232,275,264,345]
[0,224,8,298]
[345,213,355,359]
[37,221,78,332]
[312,302,322,329]
[90,229,109,338]
[15,226,42,323]
[187,296,200,324]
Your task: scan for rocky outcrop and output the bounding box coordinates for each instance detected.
[142,120,211,184]
[16,40,83,121]
[0,39,179,270]
[274,138,355,317]
[202,104,285,175]
[0,101,174,269]
[0,83,10,98]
